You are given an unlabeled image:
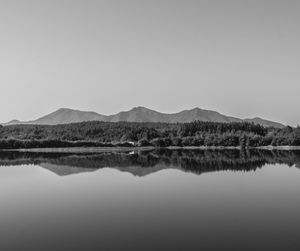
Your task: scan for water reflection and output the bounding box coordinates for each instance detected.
[0,149,299,176]
[1,149,300,251]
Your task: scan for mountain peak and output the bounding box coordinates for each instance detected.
[55,108,82,113]
[8,119,20,123]
[57,108,72,112]
[131,106,153,112]
[1,106,285,128]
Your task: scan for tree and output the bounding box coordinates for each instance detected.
[239,134,249,149]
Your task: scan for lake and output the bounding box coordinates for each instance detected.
[0,149,300,251]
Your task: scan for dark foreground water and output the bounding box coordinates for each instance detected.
[0,149,300,251]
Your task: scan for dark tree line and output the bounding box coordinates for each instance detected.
[0,121,299,149]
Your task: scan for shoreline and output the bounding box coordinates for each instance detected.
[1,145,300,153]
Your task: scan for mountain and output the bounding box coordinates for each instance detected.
[2,106,285,128]
[244,117,285,129]
[31,108,107,125]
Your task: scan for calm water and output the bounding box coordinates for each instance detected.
[0,149,300,251]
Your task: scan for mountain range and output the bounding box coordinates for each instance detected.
[2,106,285,128]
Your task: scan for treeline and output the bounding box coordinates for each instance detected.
[0,139,134,149]
[0,121,299,148]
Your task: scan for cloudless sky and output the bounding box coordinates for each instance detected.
[0,0,299,125]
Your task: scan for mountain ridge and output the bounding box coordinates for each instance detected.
[2,106,285,128]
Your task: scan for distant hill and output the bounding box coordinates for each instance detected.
[2,106,285,128]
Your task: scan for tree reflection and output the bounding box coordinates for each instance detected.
[0,149,299,176]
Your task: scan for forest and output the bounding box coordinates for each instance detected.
[0,120,299,149]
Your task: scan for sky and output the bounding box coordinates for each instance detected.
[0,0,299,125]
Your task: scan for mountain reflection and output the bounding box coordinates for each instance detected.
[0,149,299,176]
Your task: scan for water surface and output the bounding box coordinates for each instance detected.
[0,149,300,251]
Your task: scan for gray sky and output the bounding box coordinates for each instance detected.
[0,0,299,125]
